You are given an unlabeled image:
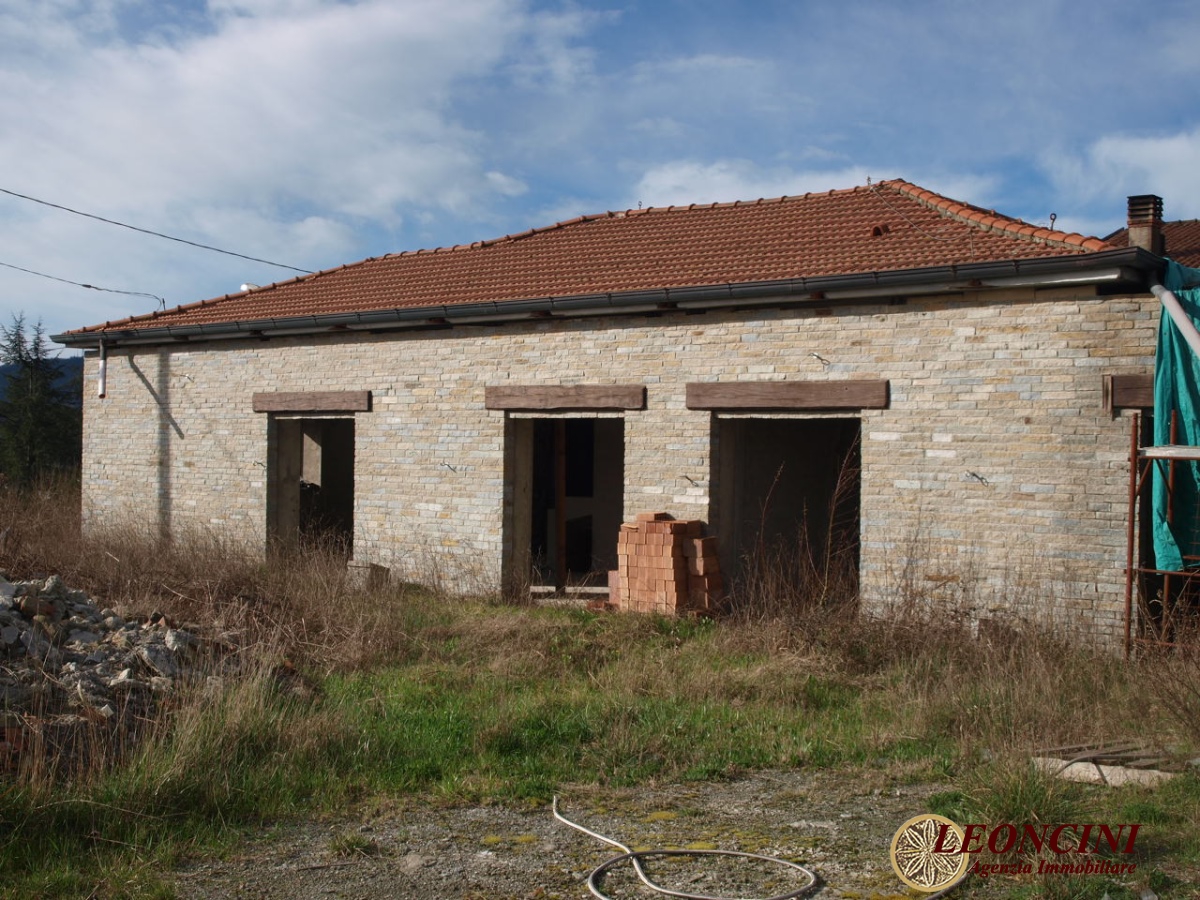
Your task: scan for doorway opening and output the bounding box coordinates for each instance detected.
[713,417,860,607]
[507,417,624,590]
[269,417,355,555]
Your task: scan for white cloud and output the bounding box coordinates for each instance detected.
[506,5,610,91]
[1050,128,1200,221]
[628,161,1007,217]
[0,0,542,336]
[4,0,1200,342]
[630,159,872,208]
[912,174,1002,211]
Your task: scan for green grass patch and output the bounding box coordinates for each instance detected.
[0,489,1193,900]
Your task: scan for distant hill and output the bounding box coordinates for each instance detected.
[0,357,84,404]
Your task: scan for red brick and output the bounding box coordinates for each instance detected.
[636,511,673,523]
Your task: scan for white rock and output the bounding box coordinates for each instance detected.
[137,644,179,677]
[165,629,198,653]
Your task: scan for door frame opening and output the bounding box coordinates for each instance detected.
[711,414,861,609]
[268,415,355,556]
[504,415,625,592]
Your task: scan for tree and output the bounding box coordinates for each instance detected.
[0,314,82,486]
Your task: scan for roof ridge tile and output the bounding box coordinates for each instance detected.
[881,178,1113,252]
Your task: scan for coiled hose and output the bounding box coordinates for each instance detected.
[552,796,819,900]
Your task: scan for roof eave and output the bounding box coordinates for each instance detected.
[52,247,1162,349]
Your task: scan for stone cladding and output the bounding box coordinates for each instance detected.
[80,285,1158,642]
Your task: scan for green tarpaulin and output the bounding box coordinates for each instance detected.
[1152,260,1200,570]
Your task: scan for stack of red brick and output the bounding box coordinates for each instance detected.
[608,512,723,615]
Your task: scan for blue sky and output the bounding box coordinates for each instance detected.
[2,0,1199,345]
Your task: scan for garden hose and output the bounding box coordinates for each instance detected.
[552,796,819,900]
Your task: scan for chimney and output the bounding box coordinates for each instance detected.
[1127,194,1165,255]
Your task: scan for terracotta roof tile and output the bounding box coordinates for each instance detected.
[70,179,1118,335]
[1107,220,1200,269]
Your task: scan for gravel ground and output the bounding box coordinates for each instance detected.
[171,768,984,900]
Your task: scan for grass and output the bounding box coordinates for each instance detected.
[0,477,1198,897]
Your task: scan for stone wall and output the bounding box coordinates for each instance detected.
[80,285,1158,640]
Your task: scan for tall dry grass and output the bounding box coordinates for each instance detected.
[0,474,1180,763]
[3,482,1195,814]
[0,474,422,671]
[3,476,1198,895]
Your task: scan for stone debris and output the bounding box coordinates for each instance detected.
[0,571,240,773]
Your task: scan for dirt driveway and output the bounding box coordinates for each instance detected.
[171,768,994,899]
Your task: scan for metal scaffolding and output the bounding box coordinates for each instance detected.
[1124,410,1200,656]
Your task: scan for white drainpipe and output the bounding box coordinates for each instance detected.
[1152,283,1200,361]
[97,340,107,399]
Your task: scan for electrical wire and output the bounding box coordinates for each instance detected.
[0,259,165,307]
[552,796,819,900]
[0,187,313,274]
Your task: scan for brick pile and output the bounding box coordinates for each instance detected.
[608,512,724,615]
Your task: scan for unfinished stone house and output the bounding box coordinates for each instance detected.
[55,179,1178,642]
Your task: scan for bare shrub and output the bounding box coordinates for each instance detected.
[1144,633,1200,747]
[726,441,860,624]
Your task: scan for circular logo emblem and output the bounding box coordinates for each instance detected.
[890,814,969,892]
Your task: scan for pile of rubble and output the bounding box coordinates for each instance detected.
[0,572,238,772]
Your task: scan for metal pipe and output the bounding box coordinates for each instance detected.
[97,340,107,399]
[1125,412,1139,658]
[1152,283,1200,361]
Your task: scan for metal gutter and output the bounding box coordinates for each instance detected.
[52,246,1162,349]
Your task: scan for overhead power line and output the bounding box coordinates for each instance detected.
[0,259,165,308]
[0,187,314,274]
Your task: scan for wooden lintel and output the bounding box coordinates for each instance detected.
[1104,374,1153,413]
[485,384,646,411]
[686,380,889,410]
[253,390,371,413]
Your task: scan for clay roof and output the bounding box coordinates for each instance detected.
[68,178,1118,336]
[1106,220,1200,269]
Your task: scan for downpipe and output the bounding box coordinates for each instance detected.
[1152,283,1200,360]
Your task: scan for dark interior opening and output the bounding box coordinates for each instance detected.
[715,417,860,602]
[270,417,355,555]
[514,418,624,588]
